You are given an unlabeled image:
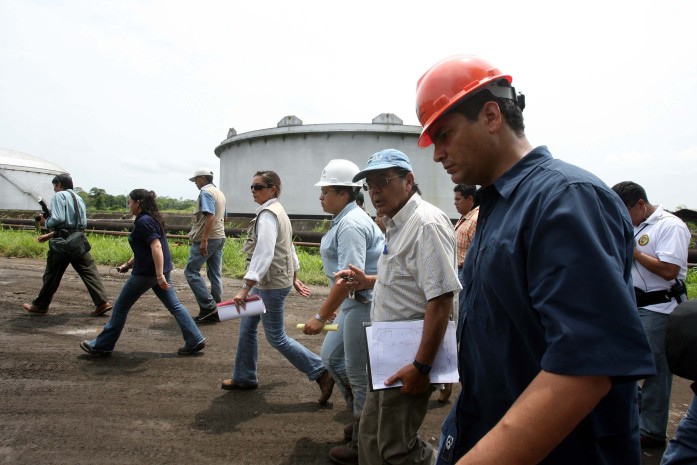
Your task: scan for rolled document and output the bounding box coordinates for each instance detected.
[217,296,266,321]
[296,324,338,331]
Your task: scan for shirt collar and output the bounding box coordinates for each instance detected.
[489,146,552,200]
[330,202,358,228]
[386,194,421,232]
[641,205,665,226]
[255,197,278,214]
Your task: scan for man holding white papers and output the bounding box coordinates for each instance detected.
[338,149,461,465]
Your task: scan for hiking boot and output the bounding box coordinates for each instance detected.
[329,443,358,465]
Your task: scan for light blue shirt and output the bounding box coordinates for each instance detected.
[320,201,384,309]
[46,189,87,229]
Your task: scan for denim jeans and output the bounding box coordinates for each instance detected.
[321,301,370,423]
[232,286,325,384]
[638,308,672,440]
[662,395,697,464]
[184,238,225,310]
[89,272,204,352]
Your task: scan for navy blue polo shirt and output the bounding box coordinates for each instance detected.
[440,146,654,465]
[129,213,173,277]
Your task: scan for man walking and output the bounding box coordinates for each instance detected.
[185,167,227,322]
[340,148,461,465]
[613,181,690,449]
[416,54,654,464]
[22,173,112,316]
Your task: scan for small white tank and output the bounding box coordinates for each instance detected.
[0,148,67,211]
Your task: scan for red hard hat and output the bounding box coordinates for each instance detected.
[416,54,512,148]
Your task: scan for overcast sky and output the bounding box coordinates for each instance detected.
[2,0,696,210]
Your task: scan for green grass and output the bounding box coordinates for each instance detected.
[0,228,330,286]
[686,267,697,300]
[2,227,694,296]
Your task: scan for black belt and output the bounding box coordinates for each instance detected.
[635,288,673,307]
[55,228,85,238]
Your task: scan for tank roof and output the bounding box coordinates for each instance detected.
[0,147,66,174]
[214,114,421,156]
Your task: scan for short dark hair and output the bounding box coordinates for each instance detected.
[612,181,649,206]
[333,186,359,203]
[52,173,73,190]
[454,184,477,198]
[355,190,364,206]
[452,82,525,136]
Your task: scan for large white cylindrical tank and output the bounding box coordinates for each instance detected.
[0,148,67,211]
[214,114,458,218]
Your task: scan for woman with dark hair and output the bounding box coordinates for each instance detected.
[224,171,334,404]
[80,189,205,357]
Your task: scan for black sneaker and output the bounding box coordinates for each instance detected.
[194,307,220,323]
[80,340,112,357]
[178,339,206,356]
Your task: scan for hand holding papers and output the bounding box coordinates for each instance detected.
[366,320,458,391]
[217,295,266,321]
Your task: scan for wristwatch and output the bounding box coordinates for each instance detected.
[314,313,327,323]
[412,359,432,375]
[242,283,249,290]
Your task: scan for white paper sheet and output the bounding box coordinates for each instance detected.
[366,320,458,390]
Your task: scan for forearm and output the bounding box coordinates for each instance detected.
[634,250,680,281]
[150,242,165,277]
[317,283,350,320]
[457,371,611,465]
[415,293,452,365]
[202,214,214,241]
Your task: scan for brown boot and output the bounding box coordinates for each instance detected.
[329,443,358,465]
[343,422,353,442]
[22,303,48,315]
[316,371,335,405]
[438,383,453,403]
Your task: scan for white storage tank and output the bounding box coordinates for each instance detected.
[0,148,67,211]
[214,114,457,218]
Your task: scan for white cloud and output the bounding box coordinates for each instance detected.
[1,0,696,209]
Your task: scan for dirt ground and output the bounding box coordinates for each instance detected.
[0,256,692,465]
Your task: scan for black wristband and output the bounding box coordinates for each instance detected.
[412,359,432,375]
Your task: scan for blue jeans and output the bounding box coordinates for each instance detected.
[184,238,225,311]
[638,308,672,440]
[321,301,370,422]
[662,395,697,464]
[89,273,204,352]
[232,286,325,384]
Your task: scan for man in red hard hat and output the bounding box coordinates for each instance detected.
[416,54,655,464]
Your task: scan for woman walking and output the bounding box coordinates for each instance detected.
[302,159,384,464]
[80,189,205,357]
[224,171,334,404]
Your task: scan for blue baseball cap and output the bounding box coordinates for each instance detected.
[352,149,413,182]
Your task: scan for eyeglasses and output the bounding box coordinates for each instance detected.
[363,175,403,191]
[250,184,271,191]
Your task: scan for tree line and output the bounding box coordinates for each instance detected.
[74,187,196,212]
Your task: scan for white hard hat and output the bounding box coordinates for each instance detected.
[189,167,213,182]
[315,159,362,187]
